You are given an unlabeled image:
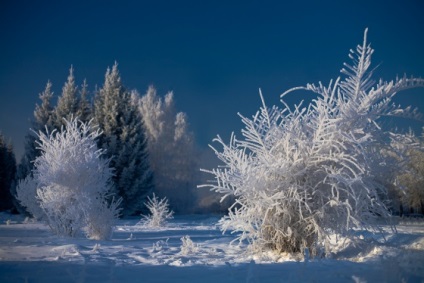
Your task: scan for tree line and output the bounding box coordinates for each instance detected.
[1,63,200,217]
[0,54,423,228]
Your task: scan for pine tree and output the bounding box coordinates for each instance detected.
[94,63,153,216]
[17,81,55,181]
[54,66,79,129]
[15,81,56,214]
[76,79,92,123]
[0,133,16,211]
[94,63,124,155]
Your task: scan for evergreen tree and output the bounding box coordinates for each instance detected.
[76,79,92,123]
[0,133,16,211]
[54,66,79,128]
[94,63,153,216]
[16,81,55,214]
[137,86,198,213]
[17,81,55,181]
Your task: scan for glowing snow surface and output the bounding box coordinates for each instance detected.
[0,213,423,282]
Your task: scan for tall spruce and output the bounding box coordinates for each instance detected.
[94,63,153,216]
[0,134,16,211]
[76,79,92,123]
[55,66,79,128]
[18,81,55,181]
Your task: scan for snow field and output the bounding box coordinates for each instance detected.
[0,213,423,282]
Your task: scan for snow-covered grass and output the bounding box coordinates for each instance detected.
[0,212,423,282]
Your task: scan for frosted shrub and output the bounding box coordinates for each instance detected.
[84,196,121,240]
[200,29,424,256]
[139,194,174,228]
[16,118,121,239]
[180,235,198,255]
[16,176,44,220]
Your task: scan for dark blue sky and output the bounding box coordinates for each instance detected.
[1,0,424,159]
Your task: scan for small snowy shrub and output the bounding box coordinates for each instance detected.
[16,118,121,239]
[200,29,424,256]
[180,235,198,255]
[139,194,174,228]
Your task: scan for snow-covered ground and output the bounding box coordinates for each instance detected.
[0,213,423,283]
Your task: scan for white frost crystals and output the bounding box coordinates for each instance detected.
[16,118,122,240]
[199,29,424,256]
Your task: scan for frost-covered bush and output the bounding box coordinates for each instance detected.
[180,235,198,255]
[200,29,424,256]
[16,176,44,220]
[16,118,121,239]
[84,196,121,240]
[139,194,174,228]
[396,135,424,214]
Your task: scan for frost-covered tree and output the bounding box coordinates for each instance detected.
[16,118,121,239]
[17,81,56,182]
[94,63,153,216]
[136,86,198,213]
[0,134,16,211]
[200,29,424,256]
[54,66,79,128]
